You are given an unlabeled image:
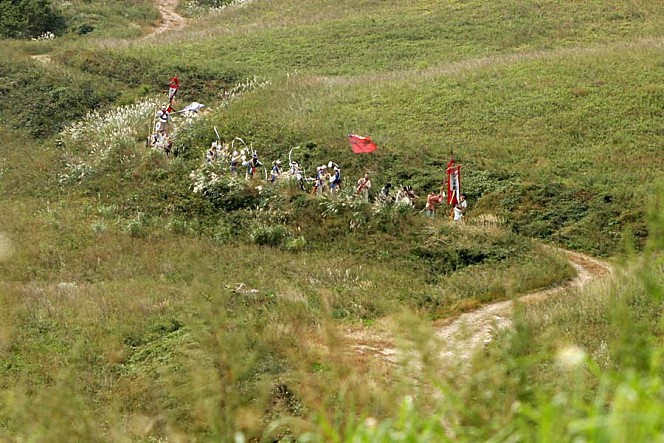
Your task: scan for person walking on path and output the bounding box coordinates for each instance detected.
[155,105,170,134]
[245,153,262,180]
[330,166,341,194]
[270,160,282,183]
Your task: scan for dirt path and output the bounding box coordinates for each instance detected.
[146,0,185,38]
[346,249,612,368]
[30,54,52,64]
[435,250,611,363]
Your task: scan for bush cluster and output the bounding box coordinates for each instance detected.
[0,0,65,39]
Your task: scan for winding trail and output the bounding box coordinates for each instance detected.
[435,250,611,363]
[345,249,612,368]
[147,0,185,37]
[30,0,185,61]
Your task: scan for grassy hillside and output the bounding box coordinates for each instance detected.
[5,0,660,253]
[54,0,158,38]
[1,0,664,440]
[67,0,664,77]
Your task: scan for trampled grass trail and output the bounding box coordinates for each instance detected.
[317,36,664,86]
[435,249,611,363]
[146,0,185,37]
[345,249,612,369]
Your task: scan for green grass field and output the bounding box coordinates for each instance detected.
[1,0,664,440]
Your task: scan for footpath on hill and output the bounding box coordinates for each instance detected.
[344,249,612,370]
[29,0,185,63]
[147,0,185,37]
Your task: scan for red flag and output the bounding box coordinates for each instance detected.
[168,75,180,103]
[348,134,378,154]
[446,158,461,205]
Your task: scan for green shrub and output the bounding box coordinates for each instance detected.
[191,173,262,212]
[76,23,95,35]
[167,217,192,235]
[284,236,306,252]
[249,223,289,247]
[124,214,146,237]
[91,220,107,234]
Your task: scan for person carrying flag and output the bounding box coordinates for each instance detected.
[168,75,180,104]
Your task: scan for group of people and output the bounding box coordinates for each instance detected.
[378,183,417,205]
[313,162,342,195]
[147,75,180,155]
[201,141,468,221]
[155,76,468,220]
[148,104,175,155]
[358,173,467,220]
[426,189,467,221]
[205,141,269,180]
[204,141,341,189]
[378,180,466,220]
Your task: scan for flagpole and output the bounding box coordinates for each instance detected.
[146,105,156,147]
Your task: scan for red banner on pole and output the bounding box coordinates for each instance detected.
[348,134,378,154]
[446,158,461,206]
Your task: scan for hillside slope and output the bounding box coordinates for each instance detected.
[0,0,663,441]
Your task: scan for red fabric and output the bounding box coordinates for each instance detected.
[446,165,461,205]
[169,76,180,89]
[348,134,378,154]
[445,158,461,205]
